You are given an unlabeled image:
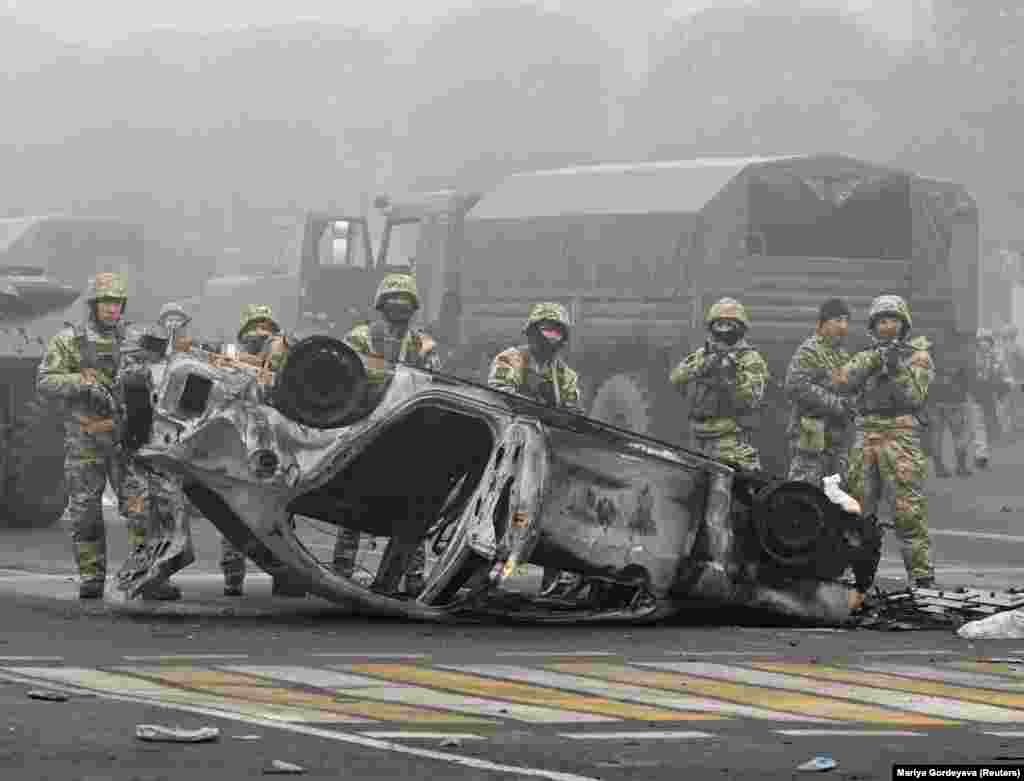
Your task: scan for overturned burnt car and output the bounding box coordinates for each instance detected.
[125,336,881,625]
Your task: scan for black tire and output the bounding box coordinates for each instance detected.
[1,397,66,528]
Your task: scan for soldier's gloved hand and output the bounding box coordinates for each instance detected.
[523,369,546,398]
[839,397,857,419]
[884,346,902,374]
[80,383,113,415]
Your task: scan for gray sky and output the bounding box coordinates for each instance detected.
[5,0,924,43]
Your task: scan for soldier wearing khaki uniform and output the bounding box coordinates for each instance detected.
[333,274,442,595]
[36,272,179,600]
[670,298,770,470]
[828,295,936,588]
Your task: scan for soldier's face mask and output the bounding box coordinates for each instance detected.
[538,321,566,347]
[380,294,416,323]
[710,319,742,346]
[95,300,123,323]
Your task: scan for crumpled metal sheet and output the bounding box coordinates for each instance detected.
[857,586,1024,631]
[125,342,878,626]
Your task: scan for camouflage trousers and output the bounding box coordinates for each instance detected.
[692,429,762,471]
[929,402,972,467]
[220,534,246,588]
[333,527,426,584]
[970,396,1001,461]
[786,437,851,490]
[847,426,934,583]
[62,432,151,587]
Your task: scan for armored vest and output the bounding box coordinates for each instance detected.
[690,346,760,429]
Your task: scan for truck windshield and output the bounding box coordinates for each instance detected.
[382,221,420,269]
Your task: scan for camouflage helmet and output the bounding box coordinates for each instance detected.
[705,297,750,329]
[374,273,420,311]
[158,301,191,329]
[523,302,572,339]
[976,327,995,344]
[86,271,128,304]
[238,303,280,339]
[868,294,912,333]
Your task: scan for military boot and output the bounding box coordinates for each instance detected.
[78,580,105,600]
[75,541,107,600]
[333,527,360,578]
[271,577,308,598]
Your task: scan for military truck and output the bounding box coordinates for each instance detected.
[0,219,83,525]
[432,155,979,476]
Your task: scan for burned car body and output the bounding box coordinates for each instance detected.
[126,336,880,625]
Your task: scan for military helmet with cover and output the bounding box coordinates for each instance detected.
[86,271,128,304]
[374,273,420,311]
[238,303,281,339]
[523,302,572,341]
[867,294,912,334]
[158,301,191,331]
[705,297,749,329]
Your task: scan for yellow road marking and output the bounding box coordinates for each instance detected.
[552,663,950,727]
[122,667,489,725]
[754,663,1024,710]
[346,664,705,722]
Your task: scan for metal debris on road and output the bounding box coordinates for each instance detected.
[26,689,68,702]
[135,724,220,743]
[797,756,838,772]
[440,737,462,748]
[231,734,262,741]
[857,586,1024,631]
[959,609,1024,639]
[263,760,306,775]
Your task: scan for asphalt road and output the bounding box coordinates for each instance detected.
[0,433,1021,780]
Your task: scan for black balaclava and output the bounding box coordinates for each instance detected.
[710,319,743,347]
[527,320,566,363]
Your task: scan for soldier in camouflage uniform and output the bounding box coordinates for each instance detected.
[999,324,1023,432]
[221,304,296,596]
[36,272,179,600]
[333,274,441,595]
[783,297,856,488]
[926,329,974,478]
[970,327,1014,470]
[489,302,583,597]
[670,297,769,470]
[828,294,936,588]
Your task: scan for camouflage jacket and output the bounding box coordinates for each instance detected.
[345,322,442,385]
[929,347,973,404]
[487,345,582,413]
[236,334,289,373]
[974,347,1014,398]
[669,338,769,437]
[783,334,852,450]
[831,335,934,431]
[36,318,151,431]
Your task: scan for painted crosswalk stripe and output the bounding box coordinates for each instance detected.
[955,661,1024,678]
[775,730,926,737]
[554,663,949,727]
[123,666,487,726]
[495,652,618,658]
[639,663,1021,724]
[121,654,250,662]
[446,664,811,723]
[6,666,368,723]
[753,662,1024,711]
[224,665,585,724]
[309,653,429,659]
[344,663,713,723]
[360,732,488,740]
[559,731,715,740]
[852,663,1024,693]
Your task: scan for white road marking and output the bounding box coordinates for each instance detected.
[360,732,487,740]
[560,731,715,740]
[221,665,394,689]
[0,656,64,662]
[929,529,1024,544]
[775,730,925,737]
[0,668,603,781]
[984,732,1024,738]
[853,663,1024,692]
[494,652,617,657]
[664,651,780,657]
[1,666,370,723]
[308,653,429,659]
[638,662,1024,724]
[859,650,958,657]
[121,654,251,662]
[444,664,833,723]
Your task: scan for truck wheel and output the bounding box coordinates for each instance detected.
[589,373,654,434]
[1,399,66,528]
